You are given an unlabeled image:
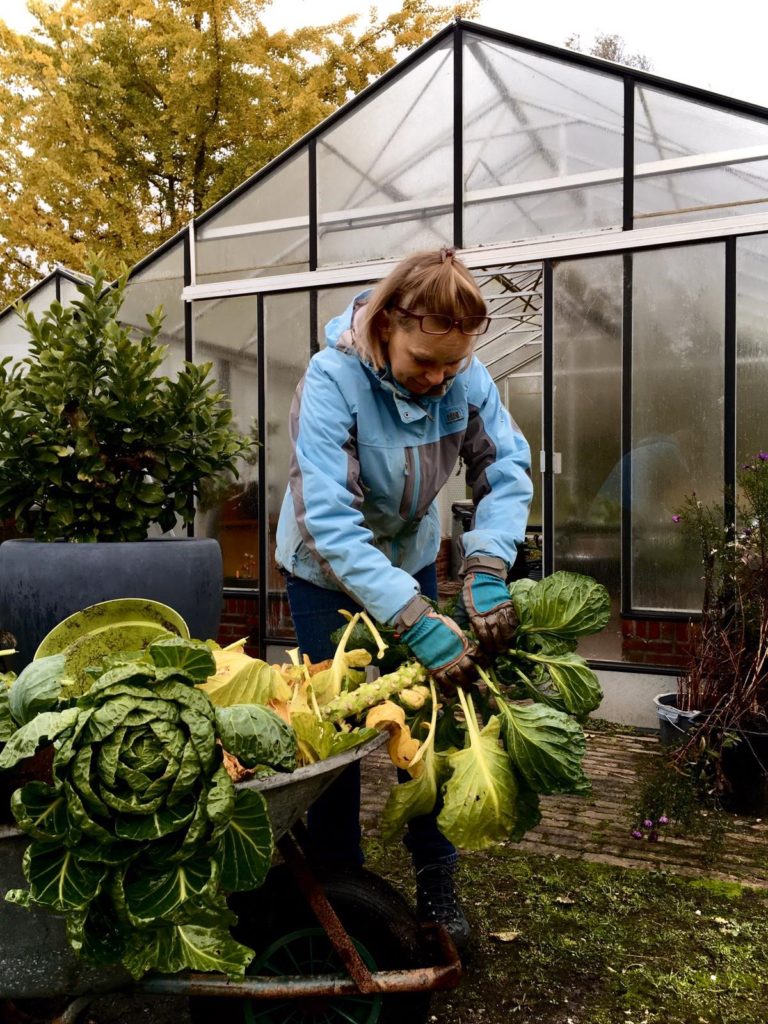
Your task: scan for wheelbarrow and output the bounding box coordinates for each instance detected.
[0,732,461,1023]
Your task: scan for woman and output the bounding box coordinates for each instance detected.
[276,248,532,947]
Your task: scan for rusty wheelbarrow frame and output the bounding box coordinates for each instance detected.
[0,732,461,1021]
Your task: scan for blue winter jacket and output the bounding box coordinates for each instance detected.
[275,291,533,625]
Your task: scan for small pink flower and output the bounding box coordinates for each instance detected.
[643,819,654,829]
[658,815,669,826]
[672,515,681,523]
[759,452,768,461]
[631,830,643,840]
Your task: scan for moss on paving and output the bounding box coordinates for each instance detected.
[363,838,768,1024]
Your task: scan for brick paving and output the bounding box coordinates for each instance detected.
[360,730,768,887]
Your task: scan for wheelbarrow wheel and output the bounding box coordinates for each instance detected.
[188,865,432,1024]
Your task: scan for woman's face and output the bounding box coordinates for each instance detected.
[383,310,474,396]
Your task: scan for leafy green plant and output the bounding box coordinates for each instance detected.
[631,749,728,862]
[0,637,296,979]
[0,257,256,540]
[338,571,609,851]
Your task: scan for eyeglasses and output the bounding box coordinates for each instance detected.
[392,305,491,336]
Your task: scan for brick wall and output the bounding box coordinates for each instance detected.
[621,617,694,668]
[217,595,258,649]
[435,537,452,584]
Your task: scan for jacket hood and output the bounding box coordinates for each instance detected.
[324,289,373,354]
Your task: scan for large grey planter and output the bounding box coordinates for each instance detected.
[0,537,223,670]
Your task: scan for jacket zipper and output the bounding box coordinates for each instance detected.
[407,448,420,522]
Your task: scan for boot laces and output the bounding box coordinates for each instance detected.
[416,863,462,924]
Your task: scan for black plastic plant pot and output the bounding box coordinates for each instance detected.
[654,692,706,747]
[720,729,768,817]
[0,537,223,670]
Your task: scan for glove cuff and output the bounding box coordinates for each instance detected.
[393,594,432,633]
[460,555,508,580]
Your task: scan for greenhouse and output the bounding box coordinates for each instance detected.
[3,19,768,723]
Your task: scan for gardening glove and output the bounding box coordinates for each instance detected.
[394,595,478,694]
[456,555,518,655]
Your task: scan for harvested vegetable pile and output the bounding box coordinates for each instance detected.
[0,570,608,977]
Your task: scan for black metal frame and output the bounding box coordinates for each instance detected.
[542,261,554,578]
[620,252,634,618]
[0,266,92,323]
[107,20,768,663]
[124,18,768,292]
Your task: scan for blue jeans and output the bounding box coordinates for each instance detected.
[285,566,456,870]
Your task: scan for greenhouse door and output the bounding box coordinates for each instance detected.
[473,263,544,550]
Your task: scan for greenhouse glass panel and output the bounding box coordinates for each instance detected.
[192,295,259,586]
[58,276,86,307]
[737,234,768,465]
[195,150,310,282]
[634,87,768,226]
[121,241,187,377]
[552,255,623,662]
[631,243,724,612]
[265,292,312,640]
[0,278,59,363]
[318,285,367,338]
[463,34,624,246]
[317,40,453,265]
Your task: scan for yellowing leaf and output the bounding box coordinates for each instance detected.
[365,701,420,770]
[437,691,519,851]
[199,652,286,708]
[380,686,442,843]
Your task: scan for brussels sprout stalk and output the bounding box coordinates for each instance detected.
[321,662,427,723]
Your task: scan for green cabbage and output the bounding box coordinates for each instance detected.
[1,638,297,979]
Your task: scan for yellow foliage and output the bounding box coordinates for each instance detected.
[366,700,421,772]
[0,0,477,307]
[199,648,289,706]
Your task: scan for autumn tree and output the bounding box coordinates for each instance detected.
[564,31,652,72]
[0,0,477,308]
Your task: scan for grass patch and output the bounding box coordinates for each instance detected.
[363,839,768,1024]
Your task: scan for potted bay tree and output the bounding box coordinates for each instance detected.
[0,258,256,668]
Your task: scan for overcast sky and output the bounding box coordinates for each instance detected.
[1,0,763,108]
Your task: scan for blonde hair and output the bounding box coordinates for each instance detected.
[359,248,486,370]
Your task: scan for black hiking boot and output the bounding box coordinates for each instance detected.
[415,861,471,951]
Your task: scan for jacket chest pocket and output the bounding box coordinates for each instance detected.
[356,443,411,519]
[399,447,418,521]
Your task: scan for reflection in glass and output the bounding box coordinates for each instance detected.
[635,87,768,226]
[631,244,724,611]
[553,256,623,661]
[192,296,259,586]
[317,41,453,265]
[122,242,187,377]
[265,293,312,640]
[463,34,623,245]
[737,234,768,466]
[196,151,309,282]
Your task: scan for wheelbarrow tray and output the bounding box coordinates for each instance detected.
[0,732,387,1000]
